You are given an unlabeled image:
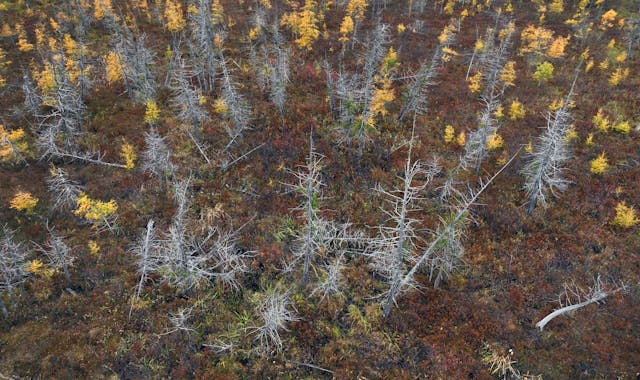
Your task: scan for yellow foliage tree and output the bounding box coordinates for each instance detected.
[346,0,367,23]
[613,120,630,134]
[590,152,608,174]
[444,125,455,143]
[281,0,320,50]
[468,72,482,93]
[508,100,525,120]
[10,191,38,214]
[144,99,160,125]
[520,25,554,57]
[74,192,118,225]
[0,125,29,164]
[164,0,186,33]
[500,61,516,87]
[600,9,617,29]
[367,77,394,127]
[593,109,609,132]
[611,202,638,228]
[549,0,563,14]
[121,141,137,170]
[546,36,569,59]
[105,51,123,84]
[94,0,113,20]
[339,16,354,44]
[608,68,629,86]
[486,132,504,150]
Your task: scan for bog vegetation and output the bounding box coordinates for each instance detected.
[0,0,638,378]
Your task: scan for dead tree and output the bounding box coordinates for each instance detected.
[36,59,85,154]
[169,58,208,142]
[398,22,457,122]
[46,165,84,211]
[155,179,215,293]
[140,128,175,191]
[355,22,389,158]
[268,41,290,116]
[385,152,518,316]
[373,132,440,317]
[199,227,252,291]
[34,225,74,283]
[0,226,29,318]
[22,73,41,116]
[522,75,577,215]
[111,26,157,103]
[218,47,252,149]
[462,22,514,173]
[253,287,299,354]
[535,275,626,330]
[188,0,220,92]
[129,219,159,318]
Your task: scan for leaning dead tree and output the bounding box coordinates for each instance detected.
[535,275,626,330]
[374,134,440,317]
[522,73,578,215]
[384,151,519,316]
